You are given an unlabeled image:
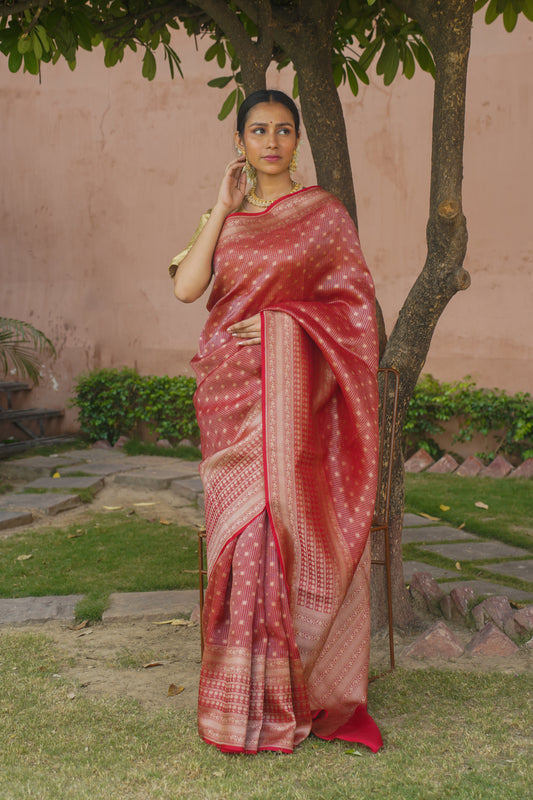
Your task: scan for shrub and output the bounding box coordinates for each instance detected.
[70,368,199,445]
[403,374,533,462]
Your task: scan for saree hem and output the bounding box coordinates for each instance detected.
[201,736,293,755]
[312,704,383,753]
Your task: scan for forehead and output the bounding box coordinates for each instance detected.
[245,102,294,126]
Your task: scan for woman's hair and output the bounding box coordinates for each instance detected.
[236,89,300,137]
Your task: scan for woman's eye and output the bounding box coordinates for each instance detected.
[251,127,265,135]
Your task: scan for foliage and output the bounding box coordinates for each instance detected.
[403,374,533,461]
[1,1,531,119]
[70,367,199,445]
[0,316,56,384]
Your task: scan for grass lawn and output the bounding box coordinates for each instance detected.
[404,474,533,549]
[0,512,199,620]
[0,631,530,800]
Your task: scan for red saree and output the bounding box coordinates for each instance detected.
[190,186,382,753]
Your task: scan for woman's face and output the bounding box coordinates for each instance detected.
[236,101,299,179]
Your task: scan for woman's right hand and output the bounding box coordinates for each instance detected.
[216,156,247,214]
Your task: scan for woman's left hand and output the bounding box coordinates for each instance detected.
[228,314,261,345]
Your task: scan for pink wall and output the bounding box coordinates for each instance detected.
[1,16,532,432]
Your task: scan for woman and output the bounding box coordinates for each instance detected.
[170,90,382,754]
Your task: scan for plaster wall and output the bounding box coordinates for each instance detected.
[0,16,531,433]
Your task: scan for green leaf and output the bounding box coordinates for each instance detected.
[473,0,490,10]
[524,0,533,20]
[31,31,42,61]
[399,43,414,79]
[485,0,500,23]
[292,73,299,99]
[35,25,51,54]
[349,58,370,85]
[333,61,344,87]
[218,88,236,121]
[17,36,32,55]
[204,42,219,61]
[23,50,39,75]
[142,48,156,80]
[8,47,23,73]
[207,75,234,88]
[358,36,382,70]
[376,39,400,85]
[503,1,518,30]
[346,63,359,96]
[412,40,435,77]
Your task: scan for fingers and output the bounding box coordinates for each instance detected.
[228,314,261,345]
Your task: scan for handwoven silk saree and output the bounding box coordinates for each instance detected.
[190,186,381,753]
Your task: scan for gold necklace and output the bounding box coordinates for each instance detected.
[246,181,303,208]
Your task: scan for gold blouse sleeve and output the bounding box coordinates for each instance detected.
[168,210,212,278]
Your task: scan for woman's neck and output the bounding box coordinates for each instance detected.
[254,174,295,202]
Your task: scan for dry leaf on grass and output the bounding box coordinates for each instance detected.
[16,554,33,561]
[76,630,93,638]
[142,661,165,669]
[153,619,193,627]
[52,472,61,479]
[134,502,156,507]
[475,501,489,510]
[159,519,171,525]
[103,505,123,510]
[419,512,440,522]
[68,620,89,631]
[439,504,450,511]
[168,684,184,696]
[455,562,462,571]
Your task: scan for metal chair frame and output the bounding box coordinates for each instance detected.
[198,366,400,669]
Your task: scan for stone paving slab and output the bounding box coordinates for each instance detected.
[0,595,84,624]
[102,590,199,623]
[403,561,459,581]
[403,513,441,528]
[483,560,533,582]
[436,579,533,603]
[62,463,133,477]
[402,526,481,544]
[170,476,204,501]
[0,492,81,515]
[0,455,86,481]
[113,470,179,490]
[25,476,104,491]
[0,509,33,531]
[420,541,531,562]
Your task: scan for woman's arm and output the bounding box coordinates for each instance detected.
[173,156,246,303]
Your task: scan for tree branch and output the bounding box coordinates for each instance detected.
[191,0,273,93]
[0,0,49,17]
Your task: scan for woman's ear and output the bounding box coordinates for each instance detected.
[234,131,244,153]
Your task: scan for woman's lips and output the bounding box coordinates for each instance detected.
[263,155,281,161]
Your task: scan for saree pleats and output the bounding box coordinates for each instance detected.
[191,187,382,753]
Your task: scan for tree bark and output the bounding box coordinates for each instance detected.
[372,0,475,630]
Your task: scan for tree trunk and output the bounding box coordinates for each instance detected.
[373,0,475,630]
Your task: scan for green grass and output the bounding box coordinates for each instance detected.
[0,632,531,800]
[0,512,199,620]
[0,481,13,495]
[404,474,533,550]
[123,438,202,461]
[3,438,90,459]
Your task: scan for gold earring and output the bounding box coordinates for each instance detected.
[289,143,300,174]
[243,151,256,186]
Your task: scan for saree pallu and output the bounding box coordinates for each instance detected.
[190,186,382,753]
